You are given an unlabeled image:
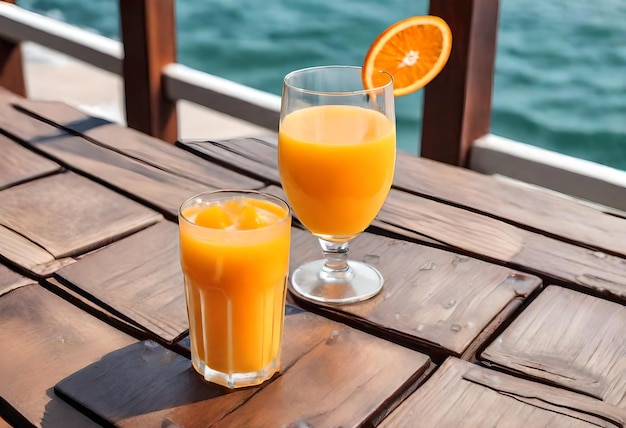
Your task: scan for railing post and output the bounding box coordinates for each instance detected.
[119,0,178,143]
[0,0,26,96]
[421,0,499,166]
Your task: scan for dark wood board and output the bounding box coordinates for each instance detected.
[15,99,263,191]
[394,151,626,257]
[380,357,625,427]
[0,172,162,259]
[56,310,431,427]
[0,284,137,427]
[287,227,542,358]
[0,133,60,190]
[382,188,626,303]
[480,285,626,409]
[0,263,33,296]
[54,221,188,344]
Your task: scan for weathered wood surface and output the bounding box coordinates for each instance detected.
[54,220,188,343]
[0,284,137,427]
[286,224,541,358]
[182,140,626,303]
[0,98,263,219]
[0,263,32,296]
[382,188,626,303]
[0,224,75,276]
[0,133,60,190]
[15,99,262,191]
[381,357,626,427]
[181,137,281,185]
[480,285,626,409]
[56,310,431,428]
[0,171,162,258]
[1,91,624,426]
[393,152,626,257]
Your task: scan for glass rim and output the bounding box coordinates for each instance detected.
[178,189,291,230]
[283,65,393,96]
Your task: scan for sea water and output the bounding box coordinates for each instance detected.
[19,0,626,170]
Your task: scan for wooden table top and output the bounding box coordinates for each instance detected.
[1,86,625,427]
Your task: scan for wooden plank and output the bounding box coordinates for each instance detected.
[381,357,625,427]
[382,189,626,303]
[0,224,74,277]
[394,152,626,257]
[119,0,178,142]
[0,284,137,427]
[0,263,33,296]
[0,101,263,219]
[54,221,188,344]
[0,133,60,190]
[0,172,162,258]
[180,137,281,185]
[14,99,262,191]
[480,286,626,409]
[422,0,498,165]
[288,227,541,358]
[56,310,431,427]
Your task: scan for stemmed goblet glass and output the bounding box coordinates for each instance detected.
[278,65,396,304]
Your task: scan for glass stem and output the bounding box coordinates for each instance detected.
[318,239,354,282]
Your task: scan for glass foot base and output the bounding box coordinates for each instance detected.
[290,259,383,305]
[191,355,279,389]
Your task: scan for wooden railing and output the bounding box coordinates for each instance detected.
[0,0,498,167]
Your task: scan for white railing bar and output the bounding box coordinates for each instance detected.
[163,63,280,130]
[0,2,123,75]
[471,134,626,212]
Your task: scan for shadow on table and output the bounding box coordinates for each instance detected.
[52,341,254,426]
[51,305,306,426]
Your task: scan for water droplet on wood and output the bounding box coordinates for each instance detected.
[503,273,536,296]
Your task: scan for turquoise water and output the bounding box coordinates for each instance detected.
[20,0,626,170]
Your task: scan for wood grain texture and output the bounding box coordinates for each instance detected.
[0,284,136,427]
[0,263,33,296]
[382,189,626,303]
[0,101,262,219]
[0,172,162,258]
[55,221,188,343]
[0,225,75,276]
[381,357,625,427]
[480,286,626,409]
[394,151,626,257]
[0,134,60,190]
[288,227,541,357]
[15,99,262,192]
[57,311,430,428]
[180,137,281,185]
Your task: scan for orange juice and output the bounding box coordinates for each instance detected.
[178,191,291,388]
[278,105,395,239]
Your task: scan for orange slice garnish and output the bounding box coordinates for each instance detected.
[362,15,452,97]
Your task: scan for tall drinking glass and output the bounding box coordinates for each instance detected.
[278,65,396,304]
